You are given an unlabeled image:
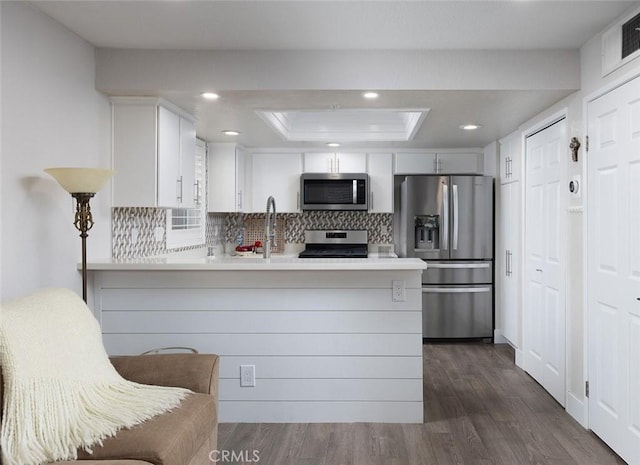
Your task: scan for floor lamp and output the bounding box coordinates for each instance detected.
[45,168,115,303]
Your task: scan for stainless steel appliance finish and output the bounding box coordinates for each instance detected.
[300,173,368,211]
[298,230,369,258]
[394,175,493,260]
[422,260,493,284]
[394,175,494,339]
[422,284,493,338]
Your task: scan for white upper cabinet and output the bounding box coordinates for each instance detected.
[248,152,303,213]
[393,152,437,174]
[208,143,245,212]
[303,152,367,173]
[394,151,482,174]
[499,131,521,184]
[367,153,393,213]
[437,152,483,174]
[112,98,197,208]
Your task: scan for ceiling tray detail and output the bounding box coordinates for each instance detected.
[256,108,430,142]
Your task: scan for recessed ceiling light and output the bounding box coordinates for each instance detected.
[201,92,219,100]
[222,130,240,136]
[327,142,340,147]
[460,124,481,131]
[362,92,379,99]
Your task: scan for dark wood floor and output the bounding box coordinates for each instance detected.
[217,343,626,465]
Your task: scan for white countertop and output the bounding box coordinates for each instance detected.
[86,254,427,271]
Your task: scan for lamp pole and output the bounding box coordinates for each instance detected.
[72,193,95,303]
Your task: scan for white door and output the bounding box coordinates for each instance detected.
[523,118,567,406]
[587,76,640,465]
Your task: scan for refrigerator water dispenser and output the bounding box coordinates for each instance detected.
[415,215,439,250]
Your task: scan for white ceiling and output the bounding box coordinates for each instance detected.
[33,1,636,51]
[31,1,638,148]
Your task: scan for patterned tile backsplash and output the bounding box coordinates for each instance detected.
[113,208,393,259]
[211,211,393,246]
[112,207,205,259]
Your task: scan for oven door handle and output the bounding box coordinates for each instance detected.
[422,286,492,293]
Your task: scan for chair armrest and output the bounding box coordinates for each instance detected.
[109,353,219,396]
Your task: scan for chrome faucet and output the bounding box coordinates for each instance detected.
[264,196,276,259]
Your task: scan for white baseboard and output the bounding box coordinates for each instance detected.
[493,329,508,344]
[514,348,523,368]
[566,391,588,428]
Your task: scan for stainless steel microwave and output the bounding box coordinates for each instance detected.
[300,173,369,211]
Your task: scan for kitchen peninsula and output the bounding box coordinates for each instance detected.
[87,256,426,423]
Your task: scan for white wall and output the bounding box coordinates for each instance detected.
[0,2,111,302]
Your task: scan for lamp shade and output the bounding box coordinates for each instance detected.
[44,168,115,194]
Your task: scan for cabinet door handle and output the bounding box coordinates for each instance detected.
[506,250,509,276]
[433,158,438,173]
[370,191,374,210]
[237,190,243,210]
[337,157,340,173]
[194,180,200,205]
[297,191,300,210]
[176,176,183,203]
[438,159,442,173]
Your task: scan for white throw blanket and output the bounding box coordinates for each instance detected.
[0,288,191,465]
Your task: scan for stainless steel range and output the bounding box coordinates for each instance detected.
[298,230,368,258]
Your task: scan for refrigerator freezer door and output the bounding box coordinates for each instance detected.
[422,284,493,338]
[449,176,494,259]
[422,260,493,285]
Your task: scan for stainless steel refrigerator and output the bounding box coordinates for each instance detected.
[393,175,494,339]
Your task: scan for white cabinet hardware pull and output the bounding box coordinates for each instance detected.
[177,176,183,203]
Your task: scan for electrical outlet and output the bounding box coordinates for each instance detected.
[392,280,406,302]
[240,365,255,387]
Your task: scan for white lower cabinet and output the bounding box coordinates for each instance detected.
[498,180,521,347]
[248,153,302,213]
